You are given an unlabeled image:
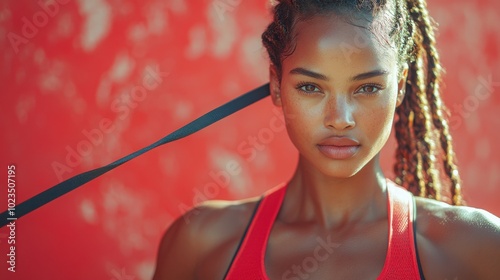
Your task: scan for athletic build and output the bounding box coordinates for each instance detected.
[154,0,500,279]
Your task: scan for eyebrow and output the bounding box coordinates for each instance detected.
[289,67,330,81]
[351,69,389,81]
[289,67,389,81]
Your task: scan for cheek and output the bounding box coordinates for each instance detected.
[282,98,310,135]
[280,95,321,144]
[362,98,397,140]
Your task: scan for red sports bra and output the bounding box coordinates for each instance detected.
[224,179,424,279]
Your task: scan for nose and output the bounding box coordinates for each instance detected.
[323,94,356,130]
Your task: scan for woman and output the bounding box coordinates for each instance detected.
[153,0,500,279]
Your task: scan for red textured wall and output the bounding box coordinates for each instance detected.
[1,0,499,279]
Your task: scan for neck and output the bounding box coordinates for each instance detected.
[281,154,388,230]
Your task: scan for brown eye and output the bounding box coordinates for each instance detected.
[304,84,317,92]
[365,86,376,92]
[297,83,320,93]
[357,84,382,95]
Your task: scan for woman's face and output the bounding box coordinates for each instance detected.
[271,14,406,178]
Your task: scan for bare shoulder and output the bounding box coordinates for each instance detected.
[415,197,500,279]
[415,197,500,235]
[153,196,260,280]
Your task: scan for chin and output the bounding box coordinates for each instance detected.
[324,165,364,179]
[311,157,367,179]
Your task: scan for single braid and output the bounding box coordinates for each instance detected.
[394,95,417,193]
[413,49,440,200]
[406,58,428,198]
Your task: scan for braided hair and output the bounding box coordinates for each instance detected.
[261,0,464,205]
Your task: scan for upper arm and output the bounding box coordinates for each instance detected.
[462,208,500,278]
[152,200,256,280]
[416,200,500,279]
[153,208,203,280]
[435,206,500,278]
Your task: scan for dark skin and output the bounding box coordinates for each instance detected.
[153,14,500,280]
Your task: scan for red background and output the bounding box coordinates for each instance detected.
[1,0,499,279]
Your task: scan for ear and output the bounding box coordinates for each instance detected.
[269,65,282,107]
[396,65,408,107]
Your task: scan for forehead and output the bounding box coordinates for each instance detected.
[283,14,398,75]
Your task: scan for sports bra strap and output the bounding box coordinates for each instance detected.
[225,180,424,280]
[224,183,287,279]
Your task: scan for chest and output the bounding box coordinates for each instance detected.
[197,220,390,280]
[264,222,389,280]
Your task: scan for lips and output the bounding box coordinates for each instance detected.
[317,136,360,160]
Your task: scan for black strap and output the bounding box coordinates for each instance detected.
[0,83,270,228]
[222,196,263,280]
[412,195,426,280]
